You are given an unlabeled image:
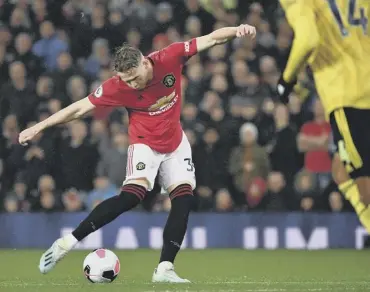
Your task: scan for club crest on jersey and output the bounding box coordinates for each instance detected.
[94,85,103,98]
[136,162,146,171]
[163,74,176,88]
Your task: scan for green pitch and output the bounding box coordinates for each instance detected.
[0,249,369,292]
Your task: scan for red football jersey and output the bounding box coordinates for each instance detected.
[88,40,198,153]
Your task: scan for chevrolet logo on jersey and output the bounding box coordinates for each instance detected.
[148,91,177,112]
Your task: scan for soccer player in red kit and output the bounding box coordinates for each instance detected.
[19,24,256,282]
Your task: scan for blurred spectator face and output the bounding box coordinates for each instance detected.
[313,99,325,120]
[215,189,233,211]
[185,16,201,37]
[63,190,83,212]
[38,175,55,192]
[296,172,314,193]
[67,76,87,101]
[210,74,228,94]
[109,10,123,25]
[9,62,26,82]
[329,191,343,212]
[288,94,302,114]
[40,192,56,210]
[48,99,61,114]
[92,38,109,60]
[211,61,227,75]
[113,132,129,151]
[36,76,53,97]
[153,34,170,51]
[15,33,32,55]
[203,128,219,145]
[208,45,227,61]
[3,115,19,137]
[232,60,248,78]
[14,182,27,199]
[92,4,106,20]
[57,52,72,71]
[0,26,11,46]
[240,123,258,146]
[126,29,141,47]
[210,107,225,122]
[70,121,87,141]
[187,63,203,82]
[202,91,221,112]
[274,104,289,127]
[262,98,275,116]
[301,197,314,211]
[4,197,18,212]
[241,103,258,120]
[32,0,46,12]
[182,103,198,121]
[276,33,291,50]
[268,172,286,193]
[259,56,278,75]
[185,0,200,12]
[10,8,27,27]
[91,120,107,137]
[94,176,110,189]
[184,129,196,146]
[156,2,173,23]
[167,26,181,42]
[40,21,55,39]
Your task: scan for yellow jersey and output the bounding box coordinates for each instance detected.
[280,0,370,116]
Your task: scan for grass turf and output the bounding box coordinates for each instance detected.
[0,249,369,292]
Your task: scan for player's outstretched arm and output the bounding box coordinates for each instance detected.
[277,0,319,103]
[195,24,256,52]
[19,97,95,146]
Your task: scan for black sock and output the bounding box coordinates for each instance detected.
[72,184,146,241]
[160,184,194,263]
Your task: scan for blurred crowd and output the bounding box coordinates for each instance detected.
[0,0,353,213]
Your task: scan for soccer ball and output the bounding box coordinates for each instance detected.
[83,249,120,283]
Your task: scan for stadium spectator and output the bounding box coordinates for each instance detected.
[66,75,88,103]
[31,175,62,212]
[85,176,118,211]
[228,122,270,194]
[97,132,129,188]
[84,38,111,79]
[214,189,234,212]
[329,191,343,212]
[294,170,319,211]
[0,62,37,127]
[245,177,267,210]
[6,175,30,212]
[62,188,85,212]
[32,20,68,70]
[298,99,331,189]
[14,32,44,79]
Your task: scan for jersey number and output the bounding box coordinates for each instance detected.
[327,0,368,36]
[184,158,194,172]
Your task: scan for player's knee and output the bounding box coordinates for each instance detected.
[332,154,350,185]
[169,184,195,209]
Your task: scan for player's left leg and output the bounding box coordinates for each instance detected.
[152,133,196,283]
[332,153,370,233]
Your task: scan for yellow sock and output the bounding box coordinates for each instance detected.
[339,180,370,233]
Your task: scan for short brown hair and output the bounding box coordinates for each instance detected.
[113,43,142,73]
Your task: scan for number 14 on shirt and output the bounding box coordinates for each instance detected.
[327,0,368,36]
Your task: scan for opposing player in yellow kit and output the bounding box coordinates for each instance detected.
[277,0,370,233]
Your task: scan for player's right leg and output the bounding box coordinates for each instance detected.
[330,108,370,206]
[332,153,370,233]
[39,144,161,274]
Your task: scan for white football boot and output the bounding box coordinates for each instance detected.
[152,261,190,283]
[39,234,76,274]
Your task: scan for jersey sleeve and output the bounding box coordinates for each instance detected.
[280,0,319,82]
[159,39,198,64]
[88,78,125,107]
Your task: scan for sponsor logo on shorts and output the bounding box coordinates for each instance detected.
[94,85,103,98]
[136,162,146,170]
[163,73,176,88]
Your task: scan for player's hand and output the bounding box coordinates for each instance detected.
[18,124,44,146]
[276,76,297,104]
[236,24,256,39]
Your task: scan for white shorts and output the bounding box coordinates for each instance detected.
[123,132,196,192]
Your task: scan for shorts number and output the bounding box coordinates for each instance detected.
[327,0,368,36]
[184,158,194,172]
